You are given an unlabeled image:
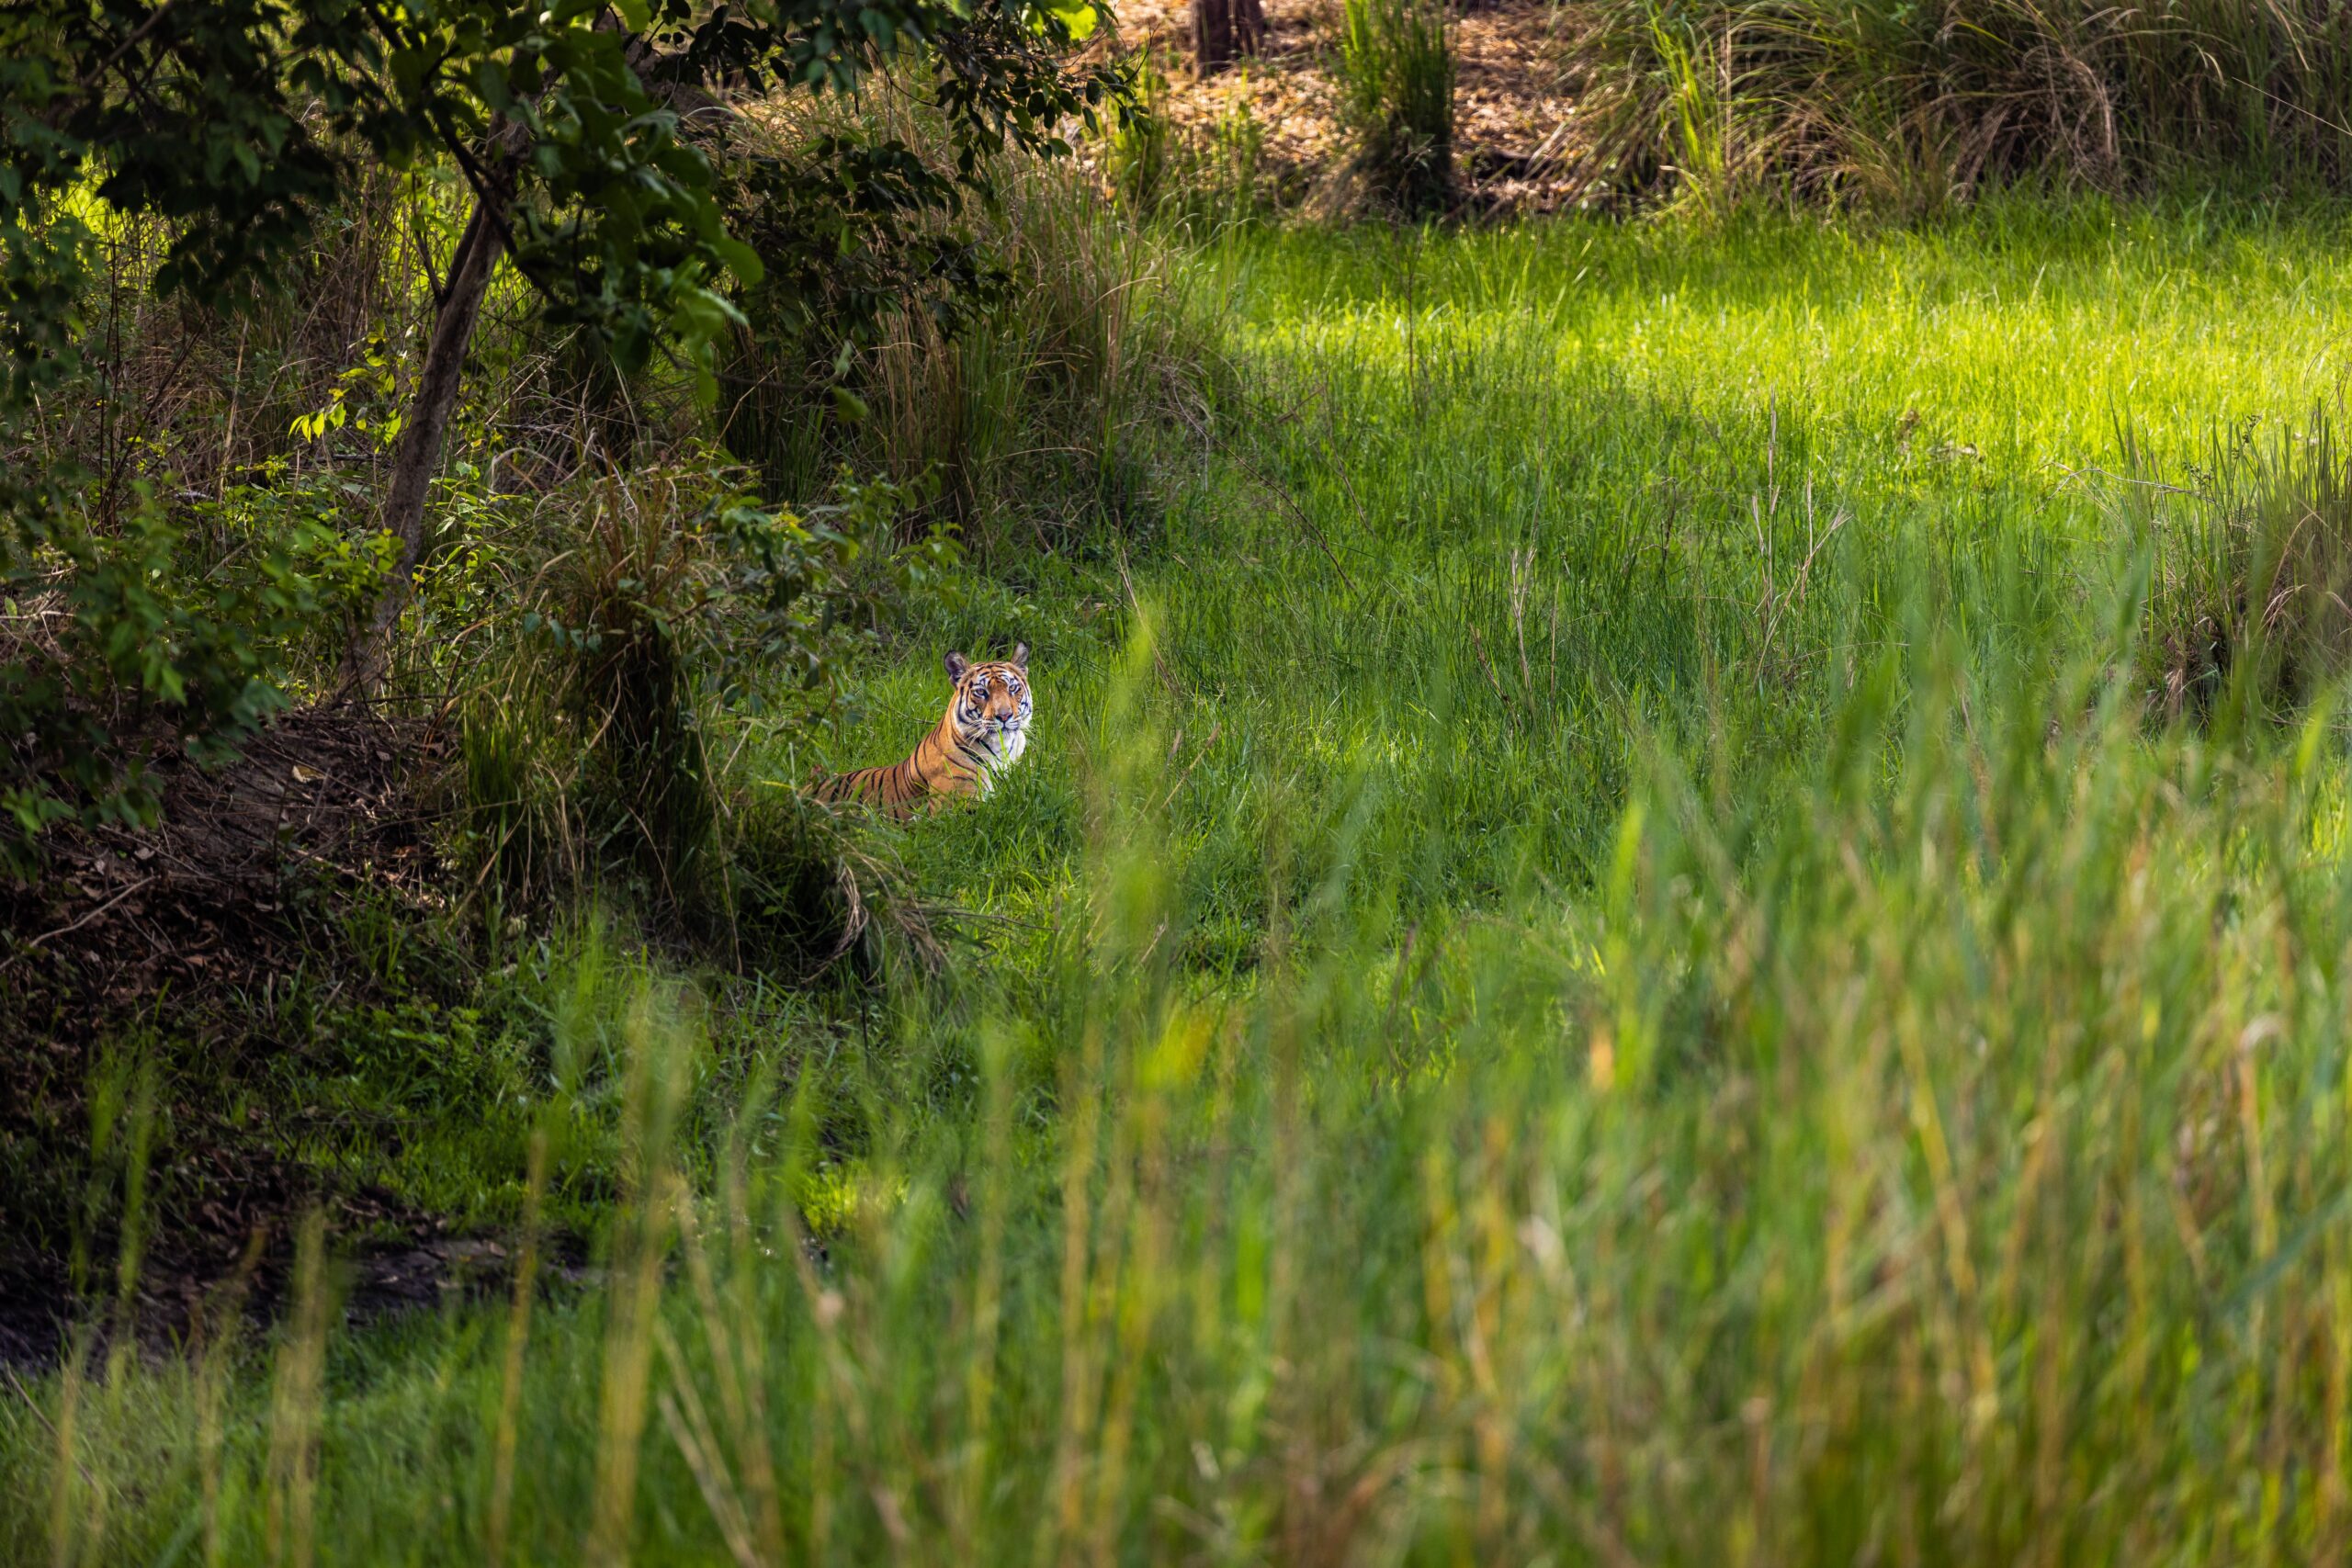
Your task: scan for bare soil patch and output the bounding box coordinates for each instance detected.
[0,703,526,1367]
[1109,0,1589,214]
[1,703,449,1012]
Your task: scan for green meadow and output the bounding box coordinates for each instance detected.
[17,199,2352,1564]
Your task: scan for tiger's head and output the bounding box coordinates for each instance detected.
[944,645,1032,767]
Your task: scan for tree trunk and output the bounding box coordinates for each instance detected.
[1192,0,1264,73]
[337,185,507,694]
[1238,0,1265,55]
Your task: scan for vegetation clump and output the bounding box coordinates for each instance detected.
[1565,0,2352,211]
[2119,406,2352,726]
[1337,0,1458,216]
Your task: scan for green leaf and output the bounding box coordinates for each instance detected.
[1040,0,1100,39]
[710,233,765,287]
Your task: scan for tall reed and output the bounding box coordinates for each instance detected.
[1337,0,1458,216]
[1564,0,2352,211]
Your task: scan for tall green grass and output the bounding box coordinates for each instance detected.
[864,164,1220,548]
[1337,0,1456,217]
[2118,406,2352,723]
[19,620,2352,1563]
[1107,51,1273,228]
[17,199,2352,1562]
[718,141,1219,547]
[1565,0,2352,211]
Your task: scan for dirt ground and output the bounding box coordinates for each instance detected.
[1108,0,1591,214]
[0,703,497,1366]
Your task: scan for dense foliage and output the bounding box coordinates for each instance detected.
[0,0,1123,847]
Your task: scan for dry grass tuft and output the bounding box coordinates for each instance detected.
[1558,0,2352,212]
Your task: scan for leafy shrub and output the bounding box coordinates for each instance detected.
[456,458,957,928]
[0,489,345,853]
[197,473,403,672]
[1337,0,1456,217]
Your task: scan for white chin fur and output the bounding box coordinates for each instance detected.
[976,724,1029,778]
[967,707,1031,795]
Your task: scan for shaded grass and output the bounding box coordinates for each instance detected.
[1337,0,1456,217]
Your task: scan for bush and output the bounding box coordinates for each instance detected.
[709,98,1224,548]
[451,458,956,932]
[0,489,352,853]
[1563,0,2352,212]
[1337,0,1456,217]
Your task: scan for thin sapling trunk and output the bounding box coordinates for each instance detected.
[338,184,507,694]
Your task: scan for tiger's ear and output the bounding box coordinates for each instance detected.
[944,651,970,682]
[1010,642,1028,671]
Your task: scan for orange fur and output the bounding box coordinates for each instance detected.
[812,647,1032,818]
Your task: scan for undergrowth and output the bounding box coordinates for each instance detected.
[0,114,1216,1330]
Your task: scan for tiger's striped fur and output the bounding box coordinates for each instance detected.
[811,646,1031,818]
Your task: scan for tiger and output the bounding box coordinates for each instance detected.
[810,646,1032,817]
